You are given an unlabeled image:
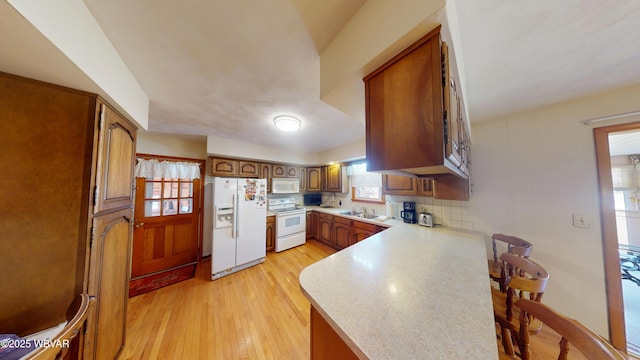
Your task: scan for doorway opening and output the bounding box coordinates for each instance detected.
[594,121,640,355]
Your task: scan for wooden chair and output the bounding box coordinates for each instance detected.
[516,299,624,360]
[488,234,533,291]
[492,253,549,358]
[24,293,91,360]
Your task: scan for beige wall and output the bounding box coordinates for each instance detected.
[137,132,207,160]
[470,82,640,337]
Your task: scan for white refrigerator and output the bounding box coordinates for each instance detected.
[212,177,267,280]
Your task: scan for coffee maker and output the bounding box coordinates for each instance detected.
[400,201,417,224]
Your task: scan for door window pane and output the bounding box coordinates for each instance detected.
[179,199,192,214]
[145,200,161,217]
[163,199,178,215]
[181,182,193,197]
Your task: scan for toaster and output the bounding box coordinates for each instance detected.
[418,212,434,227]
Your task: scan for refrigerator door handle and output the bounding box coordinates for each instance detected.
[232,194,236,238]
[235,191,240,237]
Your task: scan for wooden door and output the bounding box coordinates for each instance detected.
[307,167,322,191]
[210,158,238,176]
[94,102,137,214]
[259,163,272,193]
[326,164,343,192]
[299,168,307,191]
[318,214,334,247]
[132,176,200,278]
[266,215,276,252]
[382,174,418,195]
[85,208,132,360]
[418,179,433,197]
[272,164,287,177]
[238,161,259,177]
[334,217,353,249]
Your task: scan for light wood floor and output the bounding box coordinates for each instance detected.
[121,239,637,359]
[120,239,336,359]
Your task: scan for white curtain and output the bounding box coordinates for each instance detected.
[135,158,201,180]
[347,162,382,187]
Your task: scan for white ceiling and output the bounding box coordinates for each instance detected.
[2,0,640,155]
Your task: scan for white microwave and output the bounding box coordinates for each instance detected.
[271,178,300,194]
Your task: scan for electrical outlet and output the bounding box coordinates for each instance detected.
[572,214,591,229]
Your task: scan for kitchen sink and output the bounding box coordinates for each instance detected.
[356,213,379,219]
[338,210,362,216]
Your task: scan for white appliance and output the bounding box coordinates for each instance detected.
[212,177,267,280]
[268,198,306,252]
[271,178,300,194]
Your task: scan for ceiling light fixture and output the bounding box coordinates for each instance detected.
[273,115,301,132]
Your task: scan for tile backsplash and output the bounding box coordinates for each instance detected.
[315,192,475,231]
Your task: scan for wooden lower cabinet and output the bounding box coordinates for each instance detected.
[86,209,133,360]
[307,211,386,250]
[307,211,319,240]
[318,213,335,247]
[353,221,381,243]
[334,217,353,249]
[266,215,276,252]
[0,72,136,360]
[310,306,358,360]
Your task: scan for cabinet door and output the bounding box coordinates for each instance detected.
[309,212,319,239]
[94,102,137,214]
[211,158,238,176]
[418,179,433,197]
[353,221,378,243]
[259,163,272,193]
[334,217,353,249]
[272,164,287,177]
[85,208,132,360]
[433,177,470,201]
[307,167,322,192]
[318,214,334,247]
[382,174,418,195]
[287,166,299,178]
[326,164,343,192]
[238,161,259,177]
[266,216,276,252]
[364,28,444,172]
[320,167,328,192]
[299,168,307,191]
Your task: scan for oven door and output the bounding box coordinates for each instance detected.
[276,210,306,237]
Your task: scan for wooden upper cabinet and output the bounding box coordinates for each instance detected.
[272,164,287,177]
[320,167,328,192]
[299,168,307,191]
[382,174,418,195]
[94,102,137,214]
[325,164,344,192]
[287,166,299,178]
[210,158,237,176]
[238,161,259,177]
[307,167,322,192]
[209,158,258,178]
[433,177,470,201]
[363,25,468,179]
[418,179,433,197]
[259,163,272,193]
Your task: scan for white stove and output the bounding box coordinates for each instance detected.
[268,198,306,252]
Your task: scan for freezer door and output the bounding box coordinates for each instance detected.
[236,178,267,265]
[212,226,235,274]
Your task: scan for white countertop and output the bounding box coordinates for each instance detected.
[299,221,498,359]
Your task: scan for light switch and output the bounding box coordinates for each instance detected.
[572,214,591,229]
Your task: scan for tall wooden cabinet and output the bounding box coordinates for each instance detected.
[0,72,137,359]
